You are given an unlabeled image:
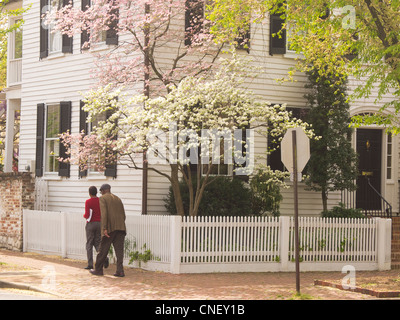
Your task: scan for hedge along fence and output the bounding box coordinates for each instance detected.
[22,210,392,274]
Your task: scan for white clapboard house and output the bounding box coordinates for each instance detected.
[3,0,398,218]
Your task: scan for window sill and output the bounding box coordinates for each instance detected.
[89,43,111,53]
[46,52,66,60]
[85,174,107,180]
[42,175,62,181]
[283,51,304,59]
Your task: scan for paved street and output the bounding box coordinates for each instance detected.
[1,249,400,318]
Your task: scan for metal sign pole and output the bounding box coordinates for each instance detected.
[292,130,300,294]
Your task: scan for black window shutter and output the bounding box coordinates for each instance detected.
[59,101,72,177]
[269,14,286,55]
[79,100,88,177]
[104,106,117,178]
[40,0,49,59]
[35,103,45,177]
[185,0,204,46]
[81,0,91,50]
[106,1,119,45]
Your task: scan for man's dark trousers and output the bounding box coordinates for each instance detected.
[95,230,126,274]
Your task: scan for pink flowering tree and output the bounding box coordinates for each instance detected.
[52,1,312,216]
[49,0,224,94]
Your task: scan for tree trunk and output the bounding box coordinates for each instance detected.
[170,164,185,216]
[322,189,328,212]
[190,177,208,217]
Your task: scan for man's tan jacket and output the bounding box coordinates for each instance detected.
[99,193,126,236]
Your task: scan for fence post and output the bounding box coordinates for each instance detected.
[280,216,290,271]
[61,212,67,258]
[22,209,27,252]
[377,218,392,271]
[170,216,182,274]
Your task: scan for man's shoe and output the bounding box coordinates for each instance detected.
[104,257,109,269]
[89,269,103,276]
[113,272,125,277]
[84,265,93,270]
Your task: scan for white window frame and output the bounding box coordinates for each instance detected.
[386,133,392,181]
[44,104,60,175]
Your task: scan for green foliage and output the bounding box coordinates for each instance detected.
[321,203,365,219]
[303,67,358,211]
[164,176,255,217]
[208,0,400,131]
[128,243,154,267]
[249,168,283,217]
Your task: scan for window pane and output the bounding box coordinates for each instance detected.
[46,105,60,138]
[49,30,62,53]
[14,20,22,59]
[46,140,59,172]
[90,112,107,131]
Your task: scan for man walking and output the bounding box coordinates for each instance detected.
[90,184,126,277]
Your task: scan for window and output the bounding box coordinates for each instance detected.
[387,133,392,180]
[269,10,286,55]
[36,102,71,177]
[185,0,205,46]
[87,112,107,174]
[8,18,23,85]
[80,0,119,50]
[45,104,60,173]
[40,0,73,59]
[285,22,302,53]
[48,0,62,54]
[201,137,233,176]
[11,19,22,60]
[79,101,117,178]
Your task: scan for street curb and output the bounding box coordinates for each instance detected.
[0,280,60,297]
[314,280,400,298]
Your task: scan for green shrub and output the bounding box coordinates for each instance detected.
[164,176,255,217]
[249,169,283,217]
[321,202,365,219]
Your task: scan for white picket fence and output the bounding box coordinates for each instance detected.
[22,210,392,273]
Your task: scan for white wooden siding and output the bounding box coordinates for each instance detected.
[18,1,399,216]
[20,0,142,215]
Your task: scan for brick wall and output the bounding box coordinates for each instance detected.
[0,172,35,251]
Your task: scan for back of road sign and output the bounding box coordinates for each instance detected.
[280,127,310,176]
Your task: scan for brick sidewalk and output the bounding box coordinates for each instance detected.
[0,249,398,300]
